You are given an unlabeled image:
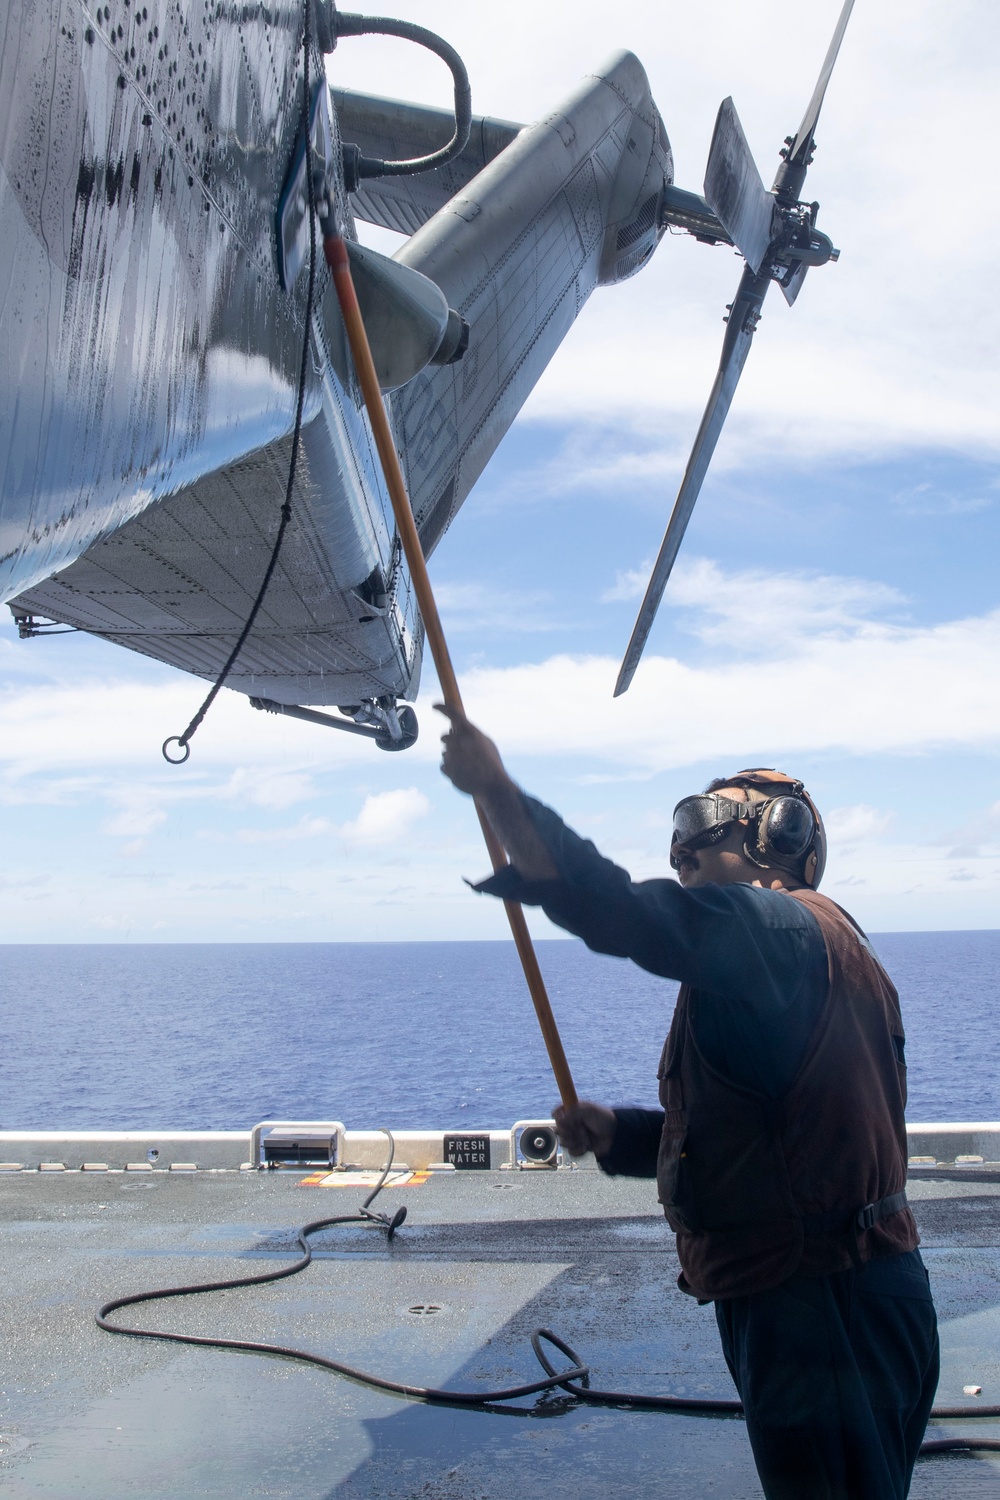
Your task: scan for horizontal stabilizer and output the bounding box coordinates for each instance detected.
[333,89,522,235]
[703,98,774,275]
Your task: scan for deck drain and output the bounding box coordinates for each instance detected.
[406,1303,442,1317]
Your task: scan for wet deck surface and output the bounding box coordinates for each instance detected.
[1,1168,999,1498]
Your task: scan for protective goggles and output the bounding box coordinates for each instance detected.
[671,793,752,856]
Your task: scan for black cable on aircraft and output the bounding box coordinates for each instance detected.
[161,1,320,766]
[330,12,472,186]
[161,2,473,765]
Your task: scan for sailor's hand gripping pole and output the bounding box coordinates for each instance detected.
[324,229,578,1111]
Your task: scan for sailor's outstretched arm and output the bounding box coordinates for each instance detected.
[437,704,657,1173]
[436,703,558,880]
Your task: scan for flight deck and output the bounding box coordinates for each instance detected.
[1,1138,999,1499]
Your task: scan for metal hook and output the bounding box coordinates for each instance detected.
[161,737,191,764]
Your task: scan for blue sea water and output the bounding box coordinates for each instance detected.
[1,933,998,1130]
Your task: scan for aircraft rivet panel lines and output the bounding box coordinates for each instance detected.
[5,1,809,732]
[0,0,344,608]
[391,51,671,553]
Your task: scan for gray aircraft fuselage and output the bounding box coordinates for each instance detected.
[1,0,671,716]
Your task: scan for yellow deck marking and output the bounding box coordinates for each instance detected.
[298,1170,430,1188]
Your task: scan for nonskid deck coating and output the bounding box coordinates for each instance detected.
[1,1168,999,1498]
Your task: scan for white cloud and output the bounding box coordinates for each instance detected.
[603,560,905,637]
[219,768,318,810]
[601,564,652,604]
[233,815,335,844]
[2,564,996,794]
[458,606,1000,772]
[892,480,994,518]
[924,799,1000,861]
[115,838,150,859]
[340,788,431,846]
[824,804,894,844]
[663,558,906,651]
[553,435,691,496]
[0,678,437,777]
[434,581,557,634]
[103,804,168,838]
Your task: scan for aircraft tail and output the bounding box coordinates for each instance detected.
[346,51,673,555]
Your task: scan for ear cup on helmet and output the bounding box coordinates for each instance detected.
[758,796,815,860]
[806,805,827,888]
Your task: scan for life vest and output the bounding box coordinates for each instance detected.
[656,887,918,1300]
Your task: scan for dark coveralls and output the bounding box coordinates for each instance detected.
[478,794,940,1500]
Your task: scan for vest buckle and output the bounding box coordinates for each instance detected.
[856,1202,878,1231]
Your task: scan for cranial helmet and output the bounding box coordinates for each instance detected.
[719,769,826,888]
[671,769,827,887]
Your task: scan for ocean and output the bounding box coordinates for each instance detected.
[1,932,998,1130]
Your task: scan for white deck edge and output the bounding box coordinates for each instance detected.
[0,1123,998,1171]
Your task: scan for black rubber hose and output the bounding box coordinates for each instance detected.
[97,1129,588,1406]
[334,13,471,176]
[94,1138,1000,1453]
[95,1206,1000,1448]
[97,1214,592,1404]
[97,1219,589,1405]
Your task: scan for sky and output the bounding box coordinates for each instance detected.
[3,0,1000,942]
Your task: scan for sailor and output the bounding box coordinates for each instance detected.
[438,704,940,1500]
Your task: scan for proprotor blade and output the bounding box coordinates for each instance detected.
[615,0,857,697]
[774,0,856,193]
[704,98,775,275]
[614,264,769,697]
